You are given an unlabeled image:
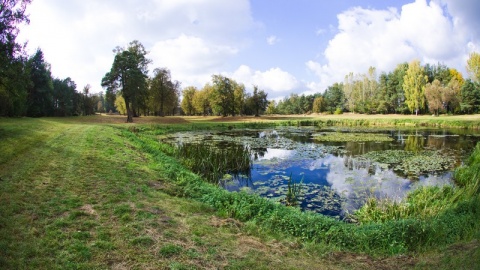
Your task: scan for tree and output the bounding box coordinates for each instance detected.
[181,86,197,115]
[248,85,268,116]
[233,81,246,116]
[0,0,31,116]
[323,83,344,113]
[425,79,443,115]
[149,67,179,116]
[114,95,127,115]
[26,49,54,117]
[265,100,277,115]
[210,75,234,116]
[101,40,150,122]
[403,60,427,115]
[460,79,480,113]
[312,96,325,113]
[52,77,77,116]
[466,52,480,83]
[193,84,212,116]
[388,63,409,113]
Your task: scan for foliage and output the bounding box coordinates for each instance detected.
[149,67,180,116]
[403,60,428,115]
[114,95,127,115]
[284,174,303,207]
[313,132,393,142]
[174,143,252,184]
[101,40,151,122]
[466,52,480,83]
[180,86,197,116]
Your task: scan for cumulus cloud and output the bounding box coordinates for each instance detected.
[150,34,238,87]
[231,65,299,94]
[306,0,480,93]
[18,0,255,92]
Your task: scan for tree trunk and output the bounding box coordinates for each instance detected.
[125,99,133,123]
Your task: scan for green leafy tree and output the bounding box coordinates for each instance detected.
[181,86,197,115]
[26,49,54,117]
[403,60,427,115]
[233,81,246,115]
[265,100,277,115]
[460,79,480,113]
[323,83,344,113]
[52,77,77,116]
[210,75,234,116]
[0,0,32,116]
[247,85,268,116]
[149,68,180,116]
[193,84,212,116]
[101,40,150,122]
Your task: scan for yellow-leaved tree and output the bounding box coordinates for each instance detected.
[403,60,428,115]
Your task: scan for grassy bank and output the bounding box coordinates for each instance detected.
[0,116,479,269]
[131,124,480,255]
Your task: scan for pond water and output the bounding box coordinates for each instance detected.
[164,126,480,218]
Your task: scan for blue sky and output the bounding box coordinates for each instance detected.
[18,0,480,100]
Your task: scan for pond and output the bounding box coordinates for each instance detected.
[164,126,480,219]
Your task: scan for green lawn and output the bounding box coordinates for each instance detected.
[0,116,478,269]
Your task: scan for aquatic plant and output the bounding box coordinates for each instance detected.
[362,150,456,179]
[284,174,303,207]
[174,143,252,184]
[313,132,393,142]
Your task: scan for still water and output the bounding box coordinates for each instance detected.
[166,127,480,218]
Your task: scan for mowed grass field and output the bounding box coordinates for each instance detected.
[0,115,479,269]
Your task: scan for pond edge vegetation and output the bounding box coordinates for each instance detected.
[123,120,480,255]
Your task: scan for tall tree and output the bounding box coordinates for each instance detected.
[149,67,179,116]
[0,0,31,116]
[403,60,427,115]
[52,77,77,116]
[181,86,197,115]
[312,96,325,113]
[193,84,212,116]
[460,79,480,113]
[425,79,443,115]
[26,49,54,117]
[248,85,268,116]
[101,40,150,122]
[233,81,246,116]
[323,83,344,113]
[210,75,234,116]
[467,52,480,83]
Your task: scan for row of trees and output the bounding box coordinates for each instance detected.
[180,75,269,117]
[269,54,480,115]
[0,0,103,117]
[102,41,269,121]
[101,41,181,122]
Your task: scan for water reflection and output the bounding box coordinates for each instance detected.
[166,127,480,218]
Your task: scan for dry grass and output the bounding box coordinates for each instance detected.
[36,113,480,126]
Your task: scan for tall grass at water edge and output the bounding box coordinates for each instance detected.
[355,143,480,223]
[124,126,480,255]
[174,143,252,184]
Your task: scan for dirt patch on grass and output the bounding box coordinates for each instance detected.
[328,252,417,270]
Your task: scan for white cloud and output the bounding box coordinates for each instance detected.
[150,34,238,87]
[18,0,255,93]
[231,65,299,93]
[306,0,480,93]
[266,35,279,45]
